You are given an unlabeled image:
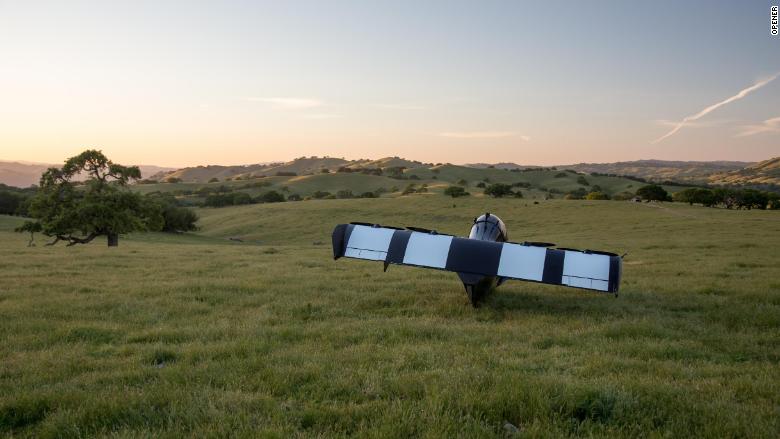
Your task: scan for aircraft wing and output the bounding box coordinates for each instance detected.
[332,223,621,294]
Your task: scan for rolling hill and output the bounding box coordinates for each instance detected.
[4,156,777,194]
[133,158,688,205]
[0,161,175,188]
[554,159,753,182]
[706,157,780,187]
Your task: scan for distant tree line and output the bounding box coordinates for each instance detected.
[0,184,36,216]
[673,187,778,210]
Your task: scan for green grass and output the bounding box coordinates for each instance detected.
[1,198,779,437]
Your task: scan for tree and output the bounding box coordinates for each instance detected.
[208,177,219,183]
[564,187,589,200]
[586,191,609,200]
[444,186,469,198]
[258,190,285,203]
[159,202,196,231]
[484,183,514,198]
[0,191,25,215]
[402,184,417,195]
[577,176,590,186]
[16,150,159,247]
[636,184,670,201]
[336,190,354,199]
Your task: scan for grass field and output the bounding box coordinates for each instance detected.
[1,198,779,437]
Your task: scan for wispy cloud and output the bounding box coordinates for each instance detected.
[245,97,323,110]
[375,103,426,110]
[735,116,780,137]
[654,119,730,128]
[651,73,779,144]
[439,131,526,140]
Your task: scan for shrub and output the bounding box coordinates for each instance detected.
[312,191,331,199]
[565,187,589,200]
[286,193,302,201]
[484,183,514,198]
[444,186,469,198]
[554,172,568,178]
[208,177,219,183]
[336,190,354,199]
[275,171,297,176]
[612,191,636,201]
[231,192,253,205]
[166,177,182,183]
[360,191,377,198]
[637,184,670,201]
[160,203,198,232]
[577,176,590,186]
[586,191,610,200]
[476,182,486,188]
[258,191,285,203]
[402,184,417,195]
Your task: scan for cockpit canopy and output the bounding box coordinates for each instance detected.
[468,213,507,242]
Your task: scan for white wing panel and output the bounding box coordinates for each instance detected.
[562,251,610,281]
[346,225,395,253]
[402,233,453,269]
[496,244,547,281]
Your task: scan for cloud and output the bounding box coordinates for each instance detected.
[735,116,780,137]
[651,73,779,144]
[654,119,729,128]
[439,131,525,139]
[375,103,426,110]
[245,97,323,110]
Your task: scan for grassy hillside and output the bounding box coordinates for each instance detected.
[2,198,778,436]
[156,157,353,183]
[557,159,752,183]
[134,163,689,204]
[707,157,780,187]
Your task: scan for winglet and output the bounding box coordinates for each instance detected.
[331,224,348,260]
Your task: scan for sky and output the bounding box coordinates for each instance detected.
[1,0,779,167]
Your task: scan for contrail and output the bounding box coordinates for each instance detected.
[651,73,779,144]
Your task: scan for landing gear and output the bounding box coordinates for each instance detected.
[459,273,496,307]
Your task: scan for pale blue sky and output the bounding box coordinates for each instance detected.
[0,0,778,166]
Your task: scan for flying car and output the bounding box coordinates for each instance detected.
[331,213,622,306]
